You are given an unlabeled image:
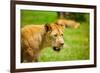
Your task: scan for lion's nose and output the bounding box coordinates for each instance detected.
[60,43,64,46]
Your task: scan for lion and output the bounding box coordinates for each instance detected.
[56,19,80,29]
[21,19,80,62]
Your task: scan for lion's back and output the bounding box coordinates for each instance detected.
[21,25,45,50]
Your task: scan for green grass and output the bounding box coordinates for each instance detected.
[21,10,57,26]
[21,10,90,62]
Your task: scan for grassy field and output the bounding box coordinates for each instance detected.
[21,10,90,62]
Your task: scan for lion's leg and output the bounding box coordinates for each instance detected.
[33,53,40,62]
[21,47,34,62]
[22,47,40,62]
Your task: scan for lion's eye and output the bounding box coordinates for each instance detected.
[54,34,57,37]
[61,34,63,36]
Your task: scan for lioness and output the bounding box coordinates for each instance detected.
[21,19,80,62]
[56,19,80,28]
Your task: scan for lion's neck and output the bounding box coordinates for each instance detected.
[39,32,52,49]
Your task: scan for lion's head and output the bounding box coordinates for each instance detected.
[45,23,64,52]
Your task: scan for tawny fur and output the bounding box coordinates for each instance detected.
[21,19,80,62]
[21,25,48,62]
[56,19,80,28]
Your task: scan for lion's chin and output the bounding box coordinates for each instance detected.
[53,47,61,52]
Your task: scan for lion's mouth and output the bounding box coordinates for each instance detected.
[53,47,61,52]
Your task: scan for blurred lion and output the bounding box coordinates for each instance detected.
[56,19,80,29]
[21,19,80,62]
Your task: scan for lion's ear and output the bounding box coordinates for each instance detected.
[45,23,52,32]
